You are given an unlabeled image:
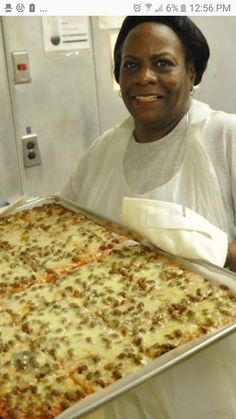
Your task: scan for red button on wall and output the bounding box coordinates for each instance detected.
[17,63,27,71]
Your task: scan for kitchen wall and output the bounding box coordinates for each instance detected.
[192,16,236,113]
[1,16,101,200]
[0,16,235,203]
[0,18,23,205]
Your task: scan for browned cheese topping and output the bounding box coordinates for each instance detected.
[0,203,235,418]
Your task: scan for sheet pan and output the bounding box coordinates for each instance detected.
[1,195,236,419]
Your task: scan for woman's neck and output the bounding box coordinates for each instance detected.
[134,121,178,143]
[134,104,190,143]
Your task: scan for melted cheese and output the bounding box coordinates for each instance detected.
[0,204,235,418]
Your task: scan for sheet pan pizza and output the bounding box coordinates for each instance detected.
[0,203,235,419]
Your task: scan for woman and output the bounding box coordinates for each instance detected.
[61,16,236,271]
[61,17,236,418]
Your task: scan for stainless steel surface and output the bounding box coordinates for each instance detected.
[21,133,42,167]
[0,195,27,216]
[0,19,23,204]
[11,50,31,84]
[2,16,100,198]
[3,195,236,419]
[90,17,128,132]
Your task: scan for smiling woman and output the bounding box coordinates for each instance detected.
[61,15,236,255]
[60,15,236,418]
[61,16,236,247]
[119,22,195,141]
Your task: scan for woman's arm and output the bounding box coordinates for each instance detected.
[225,242,236,272]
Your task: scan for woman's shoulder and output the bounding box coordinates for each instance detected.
[202,104,236,153]
[192,99,236,128]
[210,108,236,124]
[207,108,236,138]
[191,98,236,139]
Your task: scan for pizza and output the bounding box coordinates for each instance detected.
[0,202,235,419]
[0,204,130,294]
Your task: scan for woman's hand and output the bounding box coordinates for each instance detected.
[225,242,236,272]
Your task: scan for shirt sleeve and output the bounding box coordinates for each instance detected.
[221,113,236,239]
[59,129,110,204]
[200,111,236,240]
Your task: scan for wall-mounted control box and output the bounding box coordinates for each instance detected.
[12,51,31,84]
[21,134,41,168]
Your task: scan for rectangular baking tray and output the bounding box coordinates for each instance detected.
[2,195,236,419]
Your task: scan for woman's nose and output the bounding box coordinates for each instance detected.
[136,66,157,84]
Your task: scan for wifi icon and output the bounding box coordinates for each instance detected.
[145,3,152,10]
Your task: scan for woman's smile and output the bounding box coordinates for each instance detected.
[132,94,165,103]
[119,22,195,141]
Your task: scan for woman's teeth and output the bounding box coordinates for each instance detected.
[135,95,159,102]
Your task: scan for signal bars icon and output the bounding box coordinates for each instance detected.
[155,4,163,12]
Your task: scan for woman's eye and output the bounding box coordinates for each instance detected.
[155,60,173,67]
[122,62,138,70]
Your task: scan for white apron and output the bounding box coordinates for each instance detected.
[85,102,228,234]
[84,102,236,419]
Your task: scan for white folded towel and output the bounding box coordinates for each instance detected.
[121,197,228,267]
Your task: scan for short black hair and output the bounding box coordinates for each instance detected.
[114,16,210,85]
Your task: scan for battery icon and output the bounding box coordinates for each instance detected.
[180,4,186,12]
[29,3,35,12]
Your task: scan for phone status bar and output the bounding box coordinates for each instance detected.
[0,1,234,16]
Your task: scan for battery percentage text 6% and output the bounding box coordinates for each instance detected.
[166,4,181,12]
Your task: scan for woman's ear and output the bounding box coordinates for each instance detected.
[188,62,196,85]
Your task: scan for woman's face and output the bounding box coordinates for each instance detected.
[119,22,196,140]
